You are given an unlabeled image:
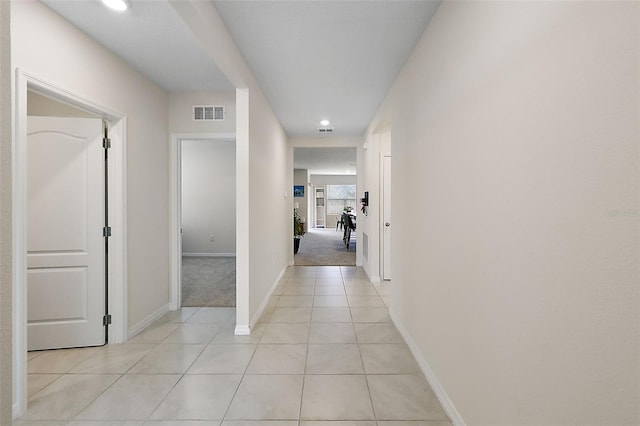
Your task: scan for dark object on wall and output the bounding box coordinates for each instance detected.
[293,185,305,197]
[294,207,305,254]
[360,191,369,215]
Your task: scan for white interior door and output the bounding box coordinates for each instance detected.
[382,156,392,280]
[27,116,106,350]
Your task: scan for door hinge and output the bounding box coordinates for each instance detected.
[103,314,112,326]
[103,226,112,237]
[103,137,111,149]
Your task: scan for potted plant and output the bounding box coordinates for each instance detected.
[294,209,305,254]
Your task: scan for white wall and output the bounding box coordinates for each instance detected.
[181,139,236,255]
[365,2,639,425]
[12,1,171,331]
[169,1,290,330]
[293,168,308,229]
[169,91,235,133]
[28,91,95,117]
[359,129,390,281]
[247,88,289,321]
[0,1,11,422]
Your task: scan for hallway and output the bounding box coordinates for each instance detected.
[17,266,449,424]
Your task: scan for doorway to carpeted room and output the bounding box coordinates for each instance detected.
[181,257,236,307]
[294,228,356,266]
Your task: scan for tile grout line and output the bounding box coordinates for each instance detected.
[138,308,209,423]
[220,326,261,422]
[353,283,380,422]
[297,270,316,421]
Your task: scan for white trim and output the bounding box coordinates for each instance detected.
[248,264,287,330]
[169,135,181,310]
[12,70,128,418]
[182,253,237,257]
[234,325,251,336]
[380,153,392,281]
[13,70,28,420]
[107,117,128,344]
[169,132,237,311]
[389,308,466,426]
[127,303,170,340]
[235,88,250,332]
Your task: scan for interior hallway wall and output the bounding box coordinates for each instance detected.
[169,91,235,133]
[181,139,236,255]
[12,1,171,332]
[247,88,289,323]
[167,2,290,330]
[360,129,390,282]
[0,1,12,422]
[366,1,639,424]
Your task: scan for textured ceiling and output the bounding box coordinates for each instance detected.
[41,0,234,92]
[213,1,440,137]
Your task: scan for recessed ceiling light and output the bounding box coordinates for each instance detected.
[101,0,128,12]
[320,119,330,126]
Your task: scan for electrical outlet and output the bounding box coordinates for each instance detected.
[209,235,215,242]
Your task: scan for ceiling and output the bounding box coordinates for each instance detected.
[294,147,357,175]
[41,0,234,92]
[213,1,440,137]
[41,0,440,138]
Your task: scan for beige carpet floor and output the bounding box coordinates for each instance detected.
[181,256,236,307]
[294,227,356,266]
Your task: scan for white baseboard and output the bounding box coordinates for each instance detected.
[127,303,170,340]
[389,308,466,426]
[182,253,236,257]
[365,271,381,283]
[234,324,251,335]
[13,401,24,420]
[249,265,287,329]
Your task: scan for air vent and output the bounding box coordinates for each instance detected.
[318,127,334,133]
[193,105,225,121]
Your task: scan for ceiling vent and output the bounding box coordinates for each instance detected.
[193,105,225,121]
[318,127,334,133]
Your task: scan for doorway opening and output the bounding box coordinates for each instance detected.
[293,147,357,266]
[169,133,237,312]
[13,71,127,418]
[180,138,237,307]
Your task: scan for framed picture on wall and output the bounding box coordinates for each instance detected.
[293,185,305,197]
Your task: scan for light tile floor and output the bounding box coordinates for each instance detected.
[15,266,451,426]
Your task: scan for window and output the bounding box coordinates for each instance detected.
[326,184,356,215]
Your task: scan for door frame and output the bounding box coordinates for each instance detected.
[169,133,236,311]
[381,155,391,280]
[12,70,128,418]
